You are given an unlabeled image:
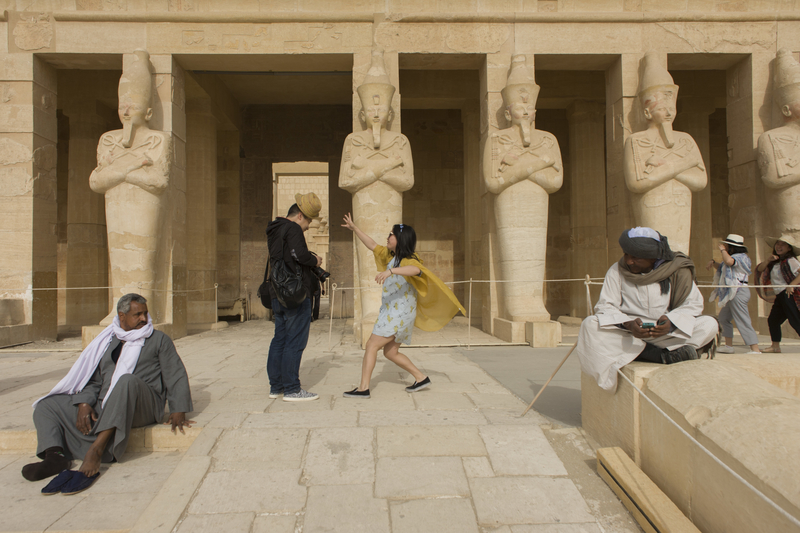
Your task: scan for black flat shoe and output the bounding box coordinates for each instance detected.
[405,377,430,392]
[343,388,370,399]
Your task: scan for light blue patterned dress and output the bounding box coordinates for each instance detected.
[372,257,418,345]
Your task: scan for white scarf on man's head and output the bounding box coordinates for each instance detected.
[33,314,154,409]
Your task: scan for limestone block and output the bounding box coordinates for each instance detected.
[358,410,488,427]
[715,354,800,398]
[175,513,255,533]
[211,428,307,470]
[0,299,25,326]
[640,362,800,533]
[0,429,36,453]
[526,320,562,347]
[252,515,296,533]
[516,22,641,54]
[644,22,776,55]
[493,317,526,343]
[580,363,661,464]
[56,22,146,53]
[8,12,55,53]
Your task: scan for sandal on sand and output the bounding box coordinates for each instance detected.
[762,347,781,353]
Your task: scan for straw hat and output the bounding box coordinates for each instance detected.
[720,233,747,250]
[765,233,800,251]
[295,192,321,219]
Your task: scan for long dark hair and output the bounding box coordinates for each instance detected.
[726,244,748,256]
[390,224,419,264]
[768,241,797,270]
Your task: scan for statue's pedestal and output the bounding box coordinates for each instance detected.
[493,318,562,347]
[493,318,526,343]
[525,320,562,348]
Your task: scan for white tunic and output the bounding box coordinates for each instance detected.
[577,263,718,391]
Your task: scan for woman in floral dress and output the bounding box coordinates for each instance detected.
[341,213,466,398]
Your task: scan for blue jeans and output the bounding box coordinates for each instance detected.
[267,297,311,395]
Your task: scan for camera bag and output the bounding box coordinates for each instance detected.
[269,223,308,309]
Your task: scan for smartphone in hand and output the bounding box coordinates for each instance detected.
[641,322,655,328]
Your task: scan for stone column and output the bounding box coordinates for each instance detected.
[566,101,607,318]
[727,54,772,334]
[185,97,217,328]
[62,106,109,327]
[0,54,58,345]
[151,54,187,337]
[677,98,715,309]
[216,129,241,306]
[462,102,482,326]
[605,54,642,262]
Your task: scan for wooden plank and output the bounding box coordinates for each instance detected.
[597,447,700,533]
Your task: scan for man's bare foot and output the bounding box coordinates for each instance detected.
[79,447,103,477]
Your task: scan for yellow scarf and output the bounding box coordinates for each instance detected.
[374,245,467,332]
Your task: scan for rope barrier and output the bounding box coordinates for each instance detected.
[616,369,800,528]
[0,286,219,293]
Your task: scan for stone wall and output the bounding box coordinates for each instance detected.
[239,104,352,319]
[402,109,466,306]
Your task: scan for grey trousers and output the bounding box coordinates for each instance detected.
[33,374,163,462]
[718,287,759,346]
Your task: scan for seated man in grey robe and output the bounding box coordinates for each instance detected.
[576,227,718,391]
[22,293,193,491]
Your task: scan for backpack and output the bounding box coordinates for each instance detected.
[268,223,308,309]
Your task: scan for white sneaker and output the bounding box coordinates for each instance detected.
[283,389,319,402]
[716,345,735,354]
[745,351,762,354]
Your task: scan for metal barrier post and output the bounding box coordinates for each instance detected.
[328,283,337,351]
[467,278,473,351]
[214,283,219,324]
[585,274,592,316]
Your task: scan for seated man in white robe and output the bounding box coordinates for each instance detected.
[577,227,718,391]
[22,293,193,494]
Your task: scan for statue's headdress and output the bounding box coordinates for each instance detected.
[118,49,153,104]
[638,51,678,110]
[501,55,539,109]
[357,50,396,110]
[774,48,800,109]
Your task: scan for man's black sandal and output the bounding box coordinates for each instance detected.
[343,388,370,399]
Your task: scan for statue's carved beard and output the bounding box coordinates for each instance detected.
[122,120,135,148]
[372,122,382,149]
[518,120,532,147]
[658,122,675,148]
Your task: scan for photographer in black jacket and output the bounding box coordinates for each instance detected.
[265,193,322,402]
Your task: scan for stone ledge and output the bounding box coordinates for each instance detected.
[0,425,200,454]
[583,359,800,533]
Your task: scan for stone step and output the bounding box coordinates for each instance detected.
[0,425,200,454]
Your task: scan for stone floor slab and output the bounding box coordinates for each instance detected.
[468,392,526,410]
[48,491,154,531]
[411,391,477,410]
[471,477,595,526]
[252,514,298,533]
[303,484,390,533]
[390,498,480,533]
[511,524,604,532]
[375,456,469,498]
[377,425,486,457]
[463,456,495,478]
[211,428,308,471]
[243,411,358,428]
[480,425,568,477]
[176,512,255,533]
[302,427,375,485]
[358,410,488,427]
[188,467,306,514]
